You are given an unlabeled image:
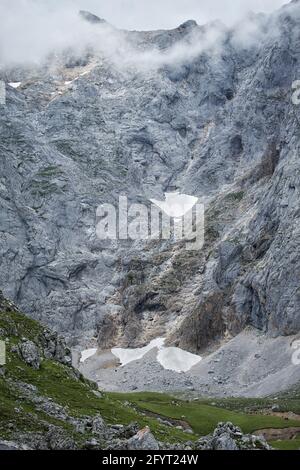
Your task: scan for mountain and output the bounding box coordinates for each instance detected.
[0,1,300,396]
[79,10,107,25]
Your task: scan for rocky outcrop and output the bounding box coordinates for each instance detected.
[79,10,106,25]
[0,440,31,450]
[127,427,159,450]
[18,340,41,369]
[196,422,272,450]
[0,290,72,365]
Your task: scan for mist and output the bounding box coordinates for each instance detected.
[51,0,288,30]
[0,0,293,69]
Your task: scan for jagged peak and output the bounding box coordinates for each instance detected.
[79,10,107,25]
[178,20,198,30]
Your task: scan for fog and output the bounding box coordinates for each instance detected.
[12,0,287,30]
[0,0,293,68]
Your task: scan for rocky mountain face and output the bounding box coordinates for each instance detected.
[0,1,300,355]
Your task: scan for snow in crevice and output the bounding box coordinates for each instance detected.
[8,82,21,88]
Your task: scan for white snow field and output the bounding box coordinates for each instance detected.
[157,346,202,372]
[112,338,165,366]
[111,337,202,372]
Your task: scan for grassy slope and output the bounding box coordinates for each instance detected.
[270,439,300,450]
[109,392,300,436]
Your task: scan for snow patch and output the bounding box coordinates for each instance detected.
[157,347,201,373]
[8,82,21,88]
[80,348,97,363]
[111,338,202,372]
[65,79,79,85]
[65,77,81,85]
[112,338,165,366]
[150,193,198,219]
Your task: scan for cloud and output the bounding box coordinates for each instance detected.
[71,0,287,30]
[0,1,94,65]
[0,0,292,69]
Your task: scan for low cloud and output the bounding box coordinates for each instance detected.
[70,0,287,30]
[0,0,294,70]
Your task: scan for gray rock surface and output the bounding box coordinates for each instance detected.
[79,328,300,397]
[196,422,272,450]
[0,3,300,364]
[79,10,106,25]
[0,440,31,450]
[40,329,72,365]
[18,340,41,369]
[127,427,159,450]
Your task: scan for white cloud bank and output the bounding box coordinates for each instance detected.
[70,0,288,30]
[0,1,293,68]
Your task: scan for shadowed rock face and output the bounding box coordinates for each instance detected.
[0,3,300,351]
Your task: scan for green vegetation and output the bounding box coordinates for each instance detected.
[0,359,190,444]
[0,377,76,440]
[270,439,300,450]
[108,392,300,437]
[224,191,245,202]
[36,165,64,178]
[30,180,62,196]
[0,306,43,341]
[29,164,67,196]
[195,395,300,415]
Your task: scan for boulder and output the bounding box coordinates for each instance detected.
[127,427,159,450]
[18,340,41,369]
[196,422,272,450]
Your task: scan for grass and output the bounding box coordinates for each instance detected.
[270,439,300,450]
[196,396,300,415]
[108,392,300,437]
[0,376,76,440]
[0,355,191,444]
[0,307,43,341]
